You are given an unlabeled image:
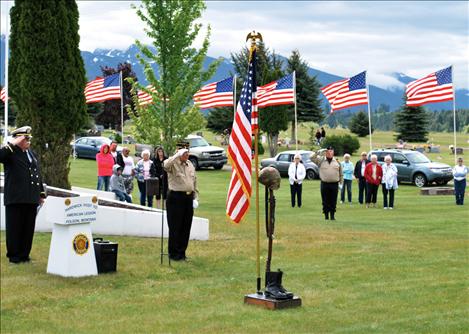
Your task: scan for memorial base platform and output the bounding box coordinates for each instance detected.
[244,293,302,310]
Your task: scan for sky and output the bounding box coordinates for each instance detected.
[1,1,468,89]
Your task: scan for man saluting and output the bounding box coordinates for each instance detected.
[0,126,46,263]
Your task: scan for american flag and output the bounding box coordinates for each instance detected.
[406,66,453,106]
[137,85,158,106]
[226,50,256,224]
[321,71,368,112]
[257,73,295,108]
[0,87,8,103]
[85,73,121,104]
[193,77,234,110]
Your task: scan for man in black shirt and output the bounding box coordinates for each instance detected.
[0,126,46,263]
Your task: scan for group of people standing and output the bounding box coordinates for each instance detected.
[95,142,168,208]
[314,127,327,146]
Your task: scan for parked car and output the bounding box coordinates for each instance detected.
[71,136,123,159]
[260,150,319,179]
[185,134,227,170]
[134,143,155,157]
[368,149,453,187]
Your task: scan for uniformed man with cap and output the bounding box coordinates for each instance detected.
[163,147,198,261]
[313,146,342,220]
[0,126,46,263]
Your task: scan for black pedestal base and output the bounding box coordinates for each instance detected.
[244,293,302,310]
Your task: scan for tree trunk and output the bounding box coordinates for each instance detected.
[268,133,279,157]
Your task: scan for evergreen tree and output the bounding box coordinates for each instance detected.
[96,63,137,131]
[349,110,373,137]
[286,50,323,138]
[394,100,429,142]
[128,0,219,151]
[9,0,87,188]
[231,43,289,156]
[206,107,234,135]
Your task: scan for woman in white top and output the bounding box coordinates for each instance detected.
[452,157,467,205]
[134,150,156,207]
[381,155,398,209]
[288,154,306,208]
[120,147,135,195]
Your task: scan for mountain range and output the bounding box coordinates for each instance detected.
[1,36,467,112]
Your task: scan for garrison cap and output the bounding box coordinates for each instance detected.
[326,146,334,150]
[11,126,32,138]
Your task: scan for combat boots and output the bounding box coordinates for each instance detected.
[264,270,294,300]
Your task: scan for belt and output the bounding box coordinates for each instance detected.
[170,190,193,196]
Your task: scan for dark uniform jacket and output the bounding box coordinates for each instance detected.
[0,143,45,206]
[354,159,370,180]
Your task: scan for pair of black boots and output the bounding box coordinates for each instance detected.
[325,211,335,220]
[264,270,294,300]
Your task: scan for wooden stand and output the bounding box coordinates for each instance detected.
[244,293,302,310]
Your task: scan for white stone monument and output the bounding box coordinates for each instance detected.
[46,196,98,277]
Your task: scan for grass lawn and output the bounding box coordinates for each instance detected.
[1,130,468,333]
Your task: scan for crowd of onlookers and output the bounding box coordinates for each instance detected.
[95,140,168,208]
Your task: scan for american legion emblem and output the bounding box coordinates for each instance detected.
[73,234,90,255]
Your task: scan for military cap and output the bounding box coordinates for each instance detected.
[11,126,32,138]
[326,146,334,150]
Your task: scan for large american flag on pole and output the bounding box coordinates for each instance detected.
[193,77,234,110]
[406,66,453,106]
[226,50,256,224]
[257,73,295,108]
[320,71,368,112]
[85,73,121,104]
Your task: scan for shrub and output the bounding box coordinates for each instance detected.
[321,134,360,156]
[252,138,265,156]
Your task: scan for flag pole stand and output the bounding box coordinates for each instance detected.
[451,65,457,165]
[243,32,301,310]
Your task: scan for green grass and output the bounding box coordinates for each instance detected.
[1,130,469,333]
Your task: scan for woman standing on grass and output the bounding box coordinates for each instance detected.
[452,157,467,205]
[340,153,354,204]
[364,154,382,208]
[381,155,398,209]
[152,146,168,209]
[117,147,135,197]
[134,149,156,207]
[96,144,114,191]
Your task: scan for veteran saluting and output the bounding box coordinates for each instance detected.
[164,148,198,261]
[0,126,46,263]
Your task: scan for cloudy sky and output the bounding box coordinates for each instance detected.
[1,1,468,89]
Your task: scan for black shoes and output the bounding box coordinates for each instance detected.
[264,270,294,300]
[325,212,329,220]
[330,212,336,220]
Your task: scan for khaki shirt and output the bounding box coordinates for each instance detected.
[164,153,198,199]
[318,157,343,183]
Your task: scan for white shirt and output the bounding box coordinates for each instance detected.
[288,162,306,185]
[122,155,135,176]
[453,165,468,181]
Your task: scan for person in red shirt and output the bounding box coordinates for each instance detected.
[96,144,114,191]
[364,154,383,208]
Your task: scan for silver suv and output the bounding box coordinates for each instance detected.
[260,150,319,179]
[369,149,453,187]
[185,135,227,170]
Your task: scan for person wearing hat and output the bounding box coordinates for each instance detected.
[164,148,198,261]
[288,153,306,208]
[0,126,46,263]
[317,146,342,220]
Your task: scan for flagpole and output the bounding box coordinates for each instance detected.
[120,70,124,144]
[3,1,10,143]
[233,75,236,118]
[366,73,372,151]
[451,65,457,165]
[293,71,298,151]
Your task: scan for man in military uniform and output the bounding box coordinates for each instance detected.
[314,146,342,220]
[0,126,46,263]
[164,148,198,261]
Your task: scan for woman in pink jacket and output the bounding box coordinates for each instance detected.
[96,144,114,191]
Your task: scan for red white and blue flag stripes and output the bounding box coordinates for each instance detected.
[257,73,295,108]
[320,71,368,112]
[193,77,234,110]
[406,66,453,106]
[85,73,121,104]
[226,50,257,224]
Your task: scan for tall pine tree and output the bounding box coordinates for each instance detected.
[9,0,87,188]
[349,110,373,137]
[394,99,429,142]
[286,50,323,139]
